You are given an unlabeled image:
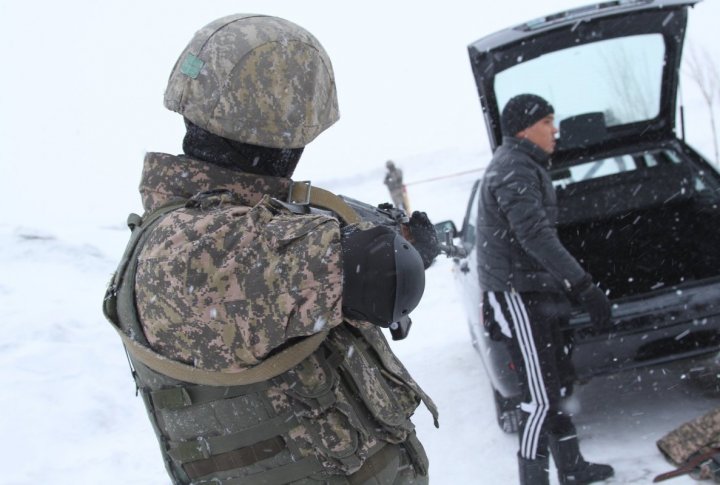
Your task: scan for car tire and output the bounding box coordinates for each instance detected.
[494,389,521,434]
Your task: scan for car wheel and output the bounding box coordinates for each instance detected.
[493,389,521,434]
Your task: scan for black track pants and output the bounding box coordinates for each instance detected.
[483,291,576,460]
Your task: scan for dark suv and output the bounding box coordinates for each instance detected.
[439,0,720,432]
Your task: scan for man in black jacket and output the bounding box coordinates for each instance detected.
[478,94,614,485]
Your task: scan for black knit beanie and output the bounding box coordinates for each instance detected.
[501,94,554,137]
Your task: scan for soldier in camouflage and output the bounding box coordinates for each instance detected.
[105,14,439,485]
[383,160,408,211]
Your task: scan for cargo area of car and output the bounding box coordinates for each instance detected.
[557,161,720,299]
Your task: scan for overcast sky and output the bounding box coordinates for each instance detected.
[1,0,718,230]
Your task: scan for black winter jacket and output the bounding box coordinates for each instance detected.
[477,136,587,293]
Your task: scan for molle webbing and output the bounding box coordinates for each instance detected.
[149,381,270,411]
[195,457,324,485]
[130,354,327,484]
[167,412,298,463]
[183,436,285,480]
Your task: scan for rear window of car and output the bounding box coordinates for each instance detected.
[494,33,665,129]
[550,149,682,189]
[551,149,701,223]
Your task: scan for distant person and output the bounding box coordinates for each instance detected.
[477,94,614,485]
[103,14,440,484]
[384,160,410,211]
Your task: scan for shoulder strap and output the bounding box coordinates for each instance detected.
[117,328,328,386]
[289,180,361,224]
[103,198,329,387]
[103,200,187,342]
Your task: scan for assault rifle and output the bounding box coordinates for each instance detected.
[337,195,410,231]
[338,194,461,258]
[339,195,472,340]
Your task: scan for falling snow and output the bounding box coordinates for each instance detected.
[313,317,327,332]
[3,1,720,483]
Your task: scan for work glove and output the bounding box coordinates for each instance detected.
[571,275,612,328]
[405,211,440,269]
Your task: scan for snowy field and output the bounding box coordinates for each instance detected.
[2,0,720,483]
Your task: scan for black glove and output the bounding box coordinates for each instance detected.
[406,211,440,269]
[572,276,612,328]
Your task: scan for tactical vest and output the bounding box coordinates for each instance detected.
[103,187,438,484]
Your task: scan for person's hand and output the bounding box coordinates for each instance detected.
[573,277,611,328]
[406,211,440,269]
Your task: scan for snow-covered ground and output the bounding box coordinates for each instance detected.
[2,148,719,484]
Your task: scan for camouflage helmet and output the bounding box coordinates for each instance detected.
[164,14,340,149]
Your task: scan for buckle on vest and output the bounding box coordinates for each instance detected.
[196,436,212,459]
[288,180,312,205]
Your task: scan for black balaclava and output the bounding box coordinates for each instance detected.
[182,118,304,178]
[500,94,554,137]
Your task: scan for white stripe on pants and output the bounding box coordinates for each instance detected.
[504,292,550,459]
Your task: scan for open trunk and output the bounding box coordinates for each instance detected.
[559,198,720,299]
[556,151,720,299]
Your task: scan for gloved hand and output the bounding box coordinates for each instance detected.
[572,276,612,328]
[405,211,440,269]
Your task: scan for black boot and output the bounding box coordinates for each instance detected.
[550,436,614,485]
[518,453,550,485]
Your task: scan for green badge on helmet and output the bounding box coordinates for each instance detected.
[180,53,204,79]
